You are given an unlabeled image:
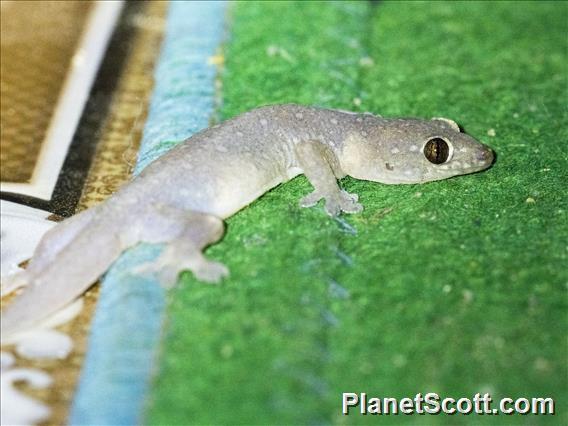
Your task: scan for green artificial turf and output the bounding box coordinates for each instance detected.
[146,1,567,424]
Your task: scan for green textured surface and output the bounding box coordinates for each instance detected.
[146,1,567,424]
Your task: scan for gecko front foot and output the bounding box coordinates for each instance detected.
[300,189,363,216]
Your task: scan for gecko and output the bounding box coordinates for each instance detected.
[1,104,494,336]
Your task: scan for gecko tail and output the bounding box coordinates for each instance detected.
[1,208,98,298]
[0,214,125,339]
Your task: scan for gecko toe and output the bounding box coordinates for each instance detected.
[132,262,180,288]
[157,267,182,289]
[324,200,341,217]
[300,191,322,208]
[338,190,363,214]
[194,260,229,284]
[342,201,363,214]
[341,190,359,202]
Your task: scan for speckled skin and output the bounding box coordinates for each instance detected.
[130,105,493,213]
[1,104,494,335]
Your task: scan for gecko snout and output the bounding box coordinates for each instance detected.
[476,146,495,165]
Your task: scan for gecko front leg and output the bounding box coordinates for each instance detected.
[295,140,363,216]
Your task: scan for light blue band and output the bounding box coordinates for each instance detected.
[69,2,227,424]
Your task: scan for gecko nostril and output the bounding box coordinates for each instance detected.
[477,148,494,163]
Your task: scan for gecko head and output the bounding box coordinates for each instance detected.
[342,117,494,184]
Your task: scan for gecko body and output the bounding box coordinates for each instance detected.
[1,105,494,336]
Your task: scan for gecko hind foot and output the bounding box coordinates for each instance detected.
[132,210,229,287]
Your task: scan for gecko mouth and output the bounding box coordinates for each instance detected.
[433,155,494,174]
[448,146,495,173]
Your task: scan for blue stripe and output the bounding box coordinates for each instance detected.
[69,2,227,424]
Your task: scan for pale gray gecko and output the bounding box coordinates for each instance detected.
[1,104,494,335]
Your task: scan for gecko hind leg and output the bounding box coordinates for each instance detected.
[137,212,228,287]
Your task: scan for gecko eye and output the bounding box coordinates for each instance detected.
[423,138,450,164]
